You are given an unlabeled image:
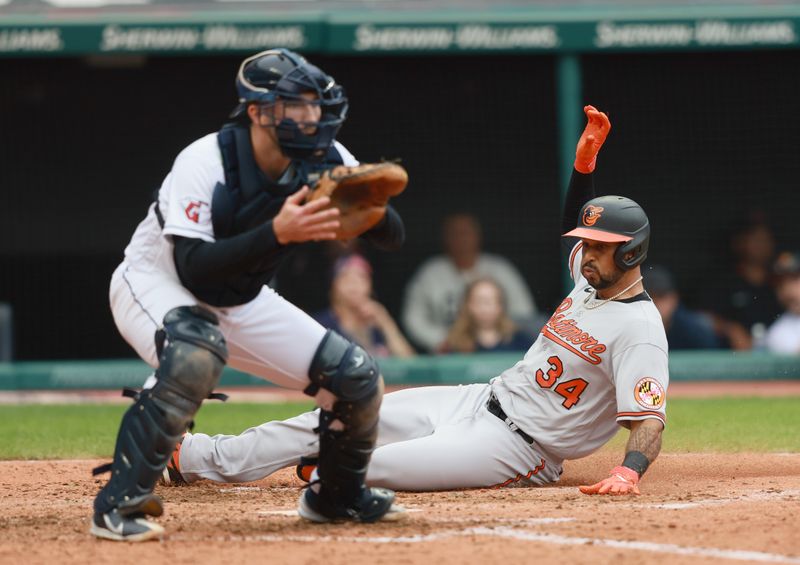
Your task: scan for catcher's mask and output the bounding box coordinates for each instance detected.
[563,195,650,270]
[230,48,348,162]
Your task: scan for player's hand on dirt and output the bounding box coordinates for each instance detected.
[579,465,640,495]
[273,186,341,244]
[574,105,611,174]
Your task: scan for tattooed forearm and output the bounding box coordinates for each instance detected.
[625,419,663,463]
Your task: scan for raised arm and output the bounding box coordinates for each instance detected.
[579,419,663,495]
[561,105,610,243]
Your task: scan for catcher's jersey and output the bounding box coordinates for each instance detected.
[123,133,357,265]
[490,242,669,462]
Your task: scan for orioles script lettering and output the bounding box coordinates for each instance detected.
[542,298,607,365]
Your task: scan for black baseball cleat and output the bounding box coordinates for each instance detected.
[90,508,164,542]
[90,493,165,542]
[297,486,405,523]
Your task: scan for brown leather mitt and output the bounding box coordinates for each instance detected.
[307,162,408,240]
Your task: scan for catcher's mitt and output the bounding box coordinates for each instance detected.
[307,162,408,240]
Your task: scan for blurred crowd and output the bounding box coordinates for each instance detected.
[643,211,800,354]
[3,210,799,360]
[276,209,800,359]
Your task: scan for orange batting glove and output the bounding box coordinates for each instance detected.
[579,466,640,496]
[574,105,611,174]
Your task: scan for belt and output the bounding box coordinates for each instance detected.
[486,393,535,446]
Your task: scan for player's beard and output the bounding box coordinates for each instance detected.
[583,263,625,291]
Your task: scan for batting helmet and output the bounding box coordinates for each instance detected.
[230,48,349,161]
[563,195,650,270]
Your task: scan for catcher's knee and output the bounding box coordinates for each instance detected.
[153,306,229,431]
[306,329,381,407]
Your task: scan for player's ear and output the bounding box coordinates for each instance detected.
[246,103,259,125]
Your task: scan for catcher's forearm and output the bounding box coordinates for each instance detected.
[173,223,283,287]
[622,419,663,475]
[362,206,405,251]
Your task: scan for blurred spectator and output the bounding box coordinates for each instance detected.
[700,213,782,350]
[440,278,533,354]
[764,252,800,354]
[314,254,415,358]
[644,266,721,350]
[402,213,537,352]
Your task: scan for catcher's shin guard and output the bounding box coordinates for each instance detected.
[94,306,227,516]
[305,330,383,511]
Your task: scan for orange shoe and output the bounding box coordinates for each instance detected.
[160,434,186,486]
[295,456,318,483]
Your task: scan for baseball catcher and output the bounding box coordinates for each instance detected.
[160,105,669,497]
[91,48,408,542]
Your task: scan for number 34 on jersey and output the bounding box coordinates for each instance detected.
[534,355,588,410]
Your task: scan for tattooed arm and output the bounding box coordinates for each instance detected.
[579,419,664,496]
[625,419,664,467]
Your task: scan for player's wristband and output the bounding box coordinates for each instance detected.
[621,451,650,477]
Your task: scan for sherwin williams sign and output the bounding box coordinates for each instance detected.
[0,14,798,56]
[348,24,561,51]
[330,19,799,53]
[0,21,321,54]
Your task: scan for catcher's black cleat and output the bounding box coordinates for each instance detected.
[90,507,164,542]
[297,486,405,523]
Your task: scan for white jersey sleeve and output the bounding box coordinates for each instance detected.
[612,343,669,427]
[160,134,224,243]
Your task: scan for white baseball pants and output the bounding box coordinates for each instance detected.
[110,261,325,391]
[179,383,563,491]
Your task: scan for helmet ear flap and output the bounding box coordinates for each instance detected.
[614,239,648,270]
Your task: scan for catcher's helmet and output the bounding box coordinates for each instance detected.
[231,48,348,161]
[563,195,650,270]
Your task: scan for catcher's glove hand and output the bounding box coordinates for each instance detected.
[306,162,408,240]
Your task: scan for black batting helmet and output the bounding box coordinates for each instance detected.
[563,195,650,270]
[230,48,348,161]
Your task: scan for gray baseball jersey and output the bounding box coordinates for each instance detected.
[491,241,669,462]
[176,241,669,490]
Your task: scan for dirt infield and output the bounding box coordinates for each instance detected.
[1,452,798,565]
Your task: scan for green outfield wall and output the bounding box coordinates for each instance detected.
[1,5,800,56]
[1,352,798,391]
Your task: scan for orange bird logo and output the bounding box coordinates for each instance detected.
[582,205,604,226]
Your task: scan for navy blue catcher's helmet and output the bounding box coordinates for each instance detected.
[231,48,348,161]
[563,195,650,271]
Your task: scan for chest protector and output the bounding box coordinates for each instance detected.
[211,123,345,238]
[153,124,344,307]
[212,123,302,238]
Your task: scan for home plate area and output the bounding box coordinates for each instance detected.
[0,451,798,565]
